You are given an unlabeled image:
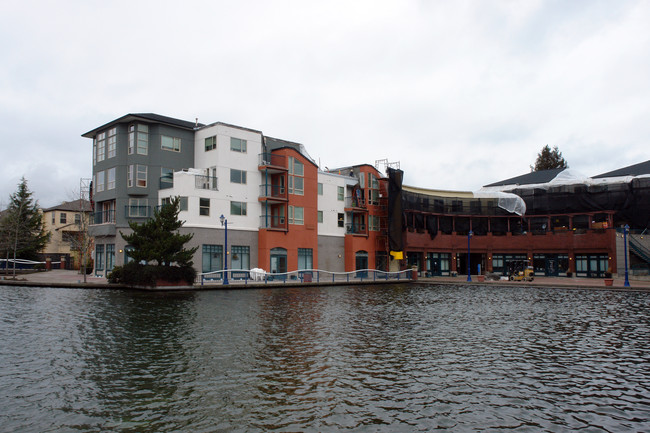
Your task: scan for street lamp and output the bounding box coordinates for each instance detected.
[220,214,229,285]
[624,224,630,287]
[467,230,473,282]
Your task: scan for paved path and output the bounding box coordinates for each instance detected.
[2,269,650,291]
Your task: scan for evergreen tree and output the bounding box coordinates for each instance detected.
[531,145,568,171]
[120,196,197,267]
[1,178,50,263]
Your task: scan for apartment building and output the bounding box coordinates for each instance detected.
[41,199,92,269]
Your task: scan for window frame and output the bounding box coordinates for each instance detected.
[230,168,247,184]
[205,136,217,152]
[161,135,181,152]
[230,137,247,153]
[230,201,247,216]
[199,198,210,216]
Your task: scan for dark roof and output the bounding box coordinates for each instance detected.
[82,113,203,137]
[264,136,318,168]
[483,168,567,188]
[43,199,92,212]
[593,160,650,178]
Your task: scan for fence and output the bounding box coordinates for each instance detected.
[198,268,413,286]
[0,259,62,270]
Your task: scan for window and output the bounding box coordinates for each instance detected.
[369,215,380,231]
[337,186,344,201]
[338,213,344,227]
[289,206,304,225]
[107,128,116,158]
[202,244,223,273]
[369,173,379,189]
[96,132,105,162]
[230,137,247,152]
[231,201,247,216]
[60,213,67,224]
[205,136,216,151]
[231,246,250,270]
[96,170,105,192]
[128,125,135,154]
[51,213,55,224]
[318,183,323,195]
[106,244,115,271]
[179,196,188,211]
[288,157,304,195]
[161,167,173,187]
[93,139,97,166]
[128,198,148,217]
[230,169,247,184]
[317,210,323,223]
[75,214,81,224]
[298,248,313,270]
[137,165,147,187]
[107,167,116,190]
[95,245,104,271]
[137,124,148,154]
[161,135,181,152]
[199,198,210,216]
[127,165,133,187]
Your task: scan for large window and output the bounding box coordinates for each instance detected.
[137,124,148,155]
[96,170,105,192]
[128,198,148,217]
[231,246,250,270]
[106,244,115,271]
[199,198,210,216]
[288,157,304,195]
[338,213,344,227]
[270,247,287,273]
[161,167,173,188]
[95,245,104,271]
[230,137,247,153]
[128,125,135,154]
[230,169,247,184]
[107,167,116,190]
[318,183,323,195]
[161,135,181,152]
[289,206,304,225]
[202,244,223,273]
[231,201,247,216]
[96,132,105,162]
[317,211,323,223]
[136,165,147,187]
[369,214,380,231]
[205,136,216,151]
[107,128,116,158]
[298,248,313,270]
[337,186,344,201]
[60,213,67,224]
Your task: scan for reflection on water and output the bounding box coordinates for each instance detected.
[0,284,649,432]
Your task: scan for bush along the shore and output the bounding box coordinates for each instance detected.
[108,262,196,286]
[110,196,198,286]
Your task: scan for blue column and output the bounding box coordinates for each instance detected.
[624,224,630,287]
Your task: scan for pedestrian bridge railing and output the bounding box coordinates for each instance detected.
[197,268,413,286]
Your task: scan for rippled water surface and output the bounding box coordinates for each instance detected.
[1,284,649,432]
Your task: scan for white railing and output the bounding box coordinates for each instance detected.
[197,268,413,286]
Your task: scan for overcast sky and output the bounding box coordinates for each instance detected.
[1,0,649,208]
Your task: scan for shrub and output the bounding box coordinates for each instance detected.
[107,262,196,286]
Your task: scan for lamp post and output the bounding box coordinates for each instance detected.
[220,214,229,285]
[624,224,630,287]
[467,230,473,282]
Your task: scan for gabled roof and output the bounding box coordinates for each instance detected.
[82,113,203,138]
[483,168,567,188]
[593,160,650,178]
[43,199,92,213]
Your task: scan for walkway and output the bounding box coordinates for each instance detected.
[2,270,650,291]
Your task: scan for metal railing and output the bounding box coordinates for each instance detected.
[258,152,287,169]
[345,196,366,208]
[346,223,367,235]
[195,175,218,191]
[259,184,287,200]
[259,215,287,230]
[198,268,413,286]
[90,210,115,225]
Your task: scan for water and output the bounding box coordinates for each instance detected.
[0,284,649,432]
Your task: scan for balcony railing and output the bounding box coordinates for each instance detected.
[260,215,287,230]
[258,152,288,169]
[195,175,218,191]
[346,223,367,235]
[345,196,366,209]
[259,184,287,201]
[124,205,151,218]
[90,210,115,225]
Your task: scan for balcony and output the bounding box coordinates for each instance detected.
[258,153,288,172]
[260,214,288,231]
[259,184,287,202]
[90,210,115,225]
[346,222,368,236]
[345,196,367,211]
[195,175,218,191]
